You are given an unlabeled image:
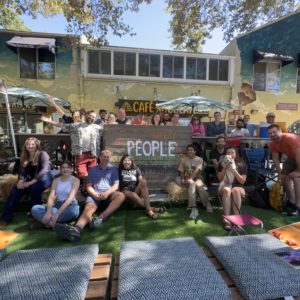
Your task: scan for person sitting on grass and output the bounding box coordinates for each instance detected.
[30,160,80,230]
[178,144,213,219]
[119,154,166,219]
[54,150,125,242]
[217,147,247,230]
[0,137,52,229]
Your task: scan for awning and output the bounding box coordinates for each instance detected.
[253,49,294,66]
[6,36,55,54]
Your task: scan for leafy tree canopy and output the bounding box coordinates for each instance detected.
[0,7,30,31]
[0,0,299,51]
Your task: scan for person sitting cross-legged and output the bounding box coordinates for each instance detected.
[54,150,125,242]
[178,144,213,219]
[30,160,80,229]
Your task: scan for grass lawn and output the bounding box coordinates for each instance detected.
[2,201,298,256]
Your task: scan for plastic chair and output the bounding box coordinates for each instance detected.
[223,213,264,236]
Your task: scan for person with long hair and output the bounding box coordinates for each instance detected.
[217,147,247,230]
[0,137,52,228]
[151,113,164,126]
[189,116,206,136]
[30,161,80,229]
[118,154,166,219]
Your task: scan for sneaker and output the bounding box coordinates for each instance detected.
[89,217,103,230]
[29,222,45,230]
[206,202,213,213]
[189,208,199,220]
[288,208,300,217]
[54,223,81,242]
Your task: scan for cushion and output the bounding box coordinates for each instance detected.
[205,234,300,300]
[0,244,98,300]
[119,237,231,300]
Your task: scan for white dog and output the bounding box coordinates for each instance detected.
[218,155,236,191]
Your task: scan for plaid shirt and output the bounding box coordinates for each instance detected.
[63,122,103,156]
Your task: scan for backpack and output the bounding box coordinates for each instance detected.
[269,182,282,211]
[248,185,270,209]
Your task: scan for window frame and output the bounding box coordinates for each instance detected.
[19,47,56,80]
[84,46,232,85]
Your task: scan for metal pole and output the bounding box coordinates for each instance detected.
[0,79,18,158]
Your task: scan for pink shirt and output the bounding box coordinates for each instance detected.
[189,123,206,136]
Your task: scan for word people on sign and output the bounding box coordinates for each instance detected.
[127,140,177,157]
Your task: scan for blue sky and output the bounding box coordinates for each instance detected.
[21,0,227,54]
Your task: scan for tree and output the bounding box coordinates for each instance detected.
[0,0,299,51]
[167,0,299,52]
[0,7,30,31]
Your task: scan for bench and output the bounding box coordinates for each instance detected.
[85,253,112,300]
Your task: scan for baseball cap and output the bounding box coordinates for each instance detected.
[266,112,275,118]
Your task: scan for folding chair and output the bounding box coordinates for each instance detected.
[223,213,264,236]
[243,148,277,190]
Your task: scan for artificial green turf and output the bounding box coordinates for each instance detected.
[2,203,299,256]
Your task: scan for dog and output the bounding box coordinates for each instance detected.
[218,155,236,191]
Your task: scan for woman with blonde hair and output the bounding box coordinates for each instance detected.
[0,137,52,228]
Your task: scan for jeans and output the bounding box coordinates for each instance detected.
[31,201,79,223]
[0,174,52,222]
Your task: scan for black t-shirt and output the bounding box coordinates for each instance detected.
[62,115,73,124]
[119,167,142,192]
[210,148,225,162]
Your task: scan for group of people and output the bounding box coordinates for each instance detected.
[0,139,166,240]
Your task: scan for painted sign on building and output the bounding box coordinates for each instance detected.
[103,125,192,191]
[276,103,298,111]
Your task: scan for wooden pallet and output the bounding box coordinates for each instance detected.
[85,253,112,300]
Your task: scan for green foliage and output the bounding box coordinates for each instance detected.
[167,0,299,52]
[0,0,299,50]
[0,6,30,31]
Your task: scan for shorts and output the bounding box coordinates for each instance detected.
[282,157,297,175]
[85,192,116,207]
[74,152,97,178]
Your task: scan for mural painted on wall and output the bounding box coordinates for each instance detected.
[238,83,256,106]
[237,12,300,94]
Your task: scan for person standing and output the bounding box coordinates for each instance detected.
[0,137,52,228]
[178,144,213,219]
[207,112,226,136]
[54,150,125,242]
[62,111,103,184]
[116,108,131,124]
[95,109,107,125]
[268,124,300,215]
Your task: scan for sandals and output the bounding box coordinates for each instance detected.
[146,209,158,220]
[223,219,232,231]
[54,223,81,242]
[151,206,166,214]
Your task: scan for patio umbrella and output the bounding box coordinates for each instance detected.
[0,86,71,129]
[155,95,236,115]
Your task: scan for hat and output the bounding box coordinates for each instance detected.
[266,112,275,118]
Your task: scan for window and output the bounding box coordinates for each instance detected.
[209,59,229,81]
[253,62,281,92]
[297,68,300,93]
[186,57,206,80]
[163,55,183,78]
[88,50,111,74]
[139,54,160,77]
[114,52,136,76]
[20,48,55,79]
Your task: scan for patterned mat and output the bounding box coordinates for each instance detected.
[0,244,98,300]
[205,234,300,300]
[119,237,231,300]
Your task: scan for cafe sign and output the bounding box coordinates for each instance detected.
[0,103,45,113]
[116,99,209,116]
[276,103,298,111]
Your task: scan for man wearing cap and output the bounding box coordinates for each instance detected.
[268,124,300,216]
[265,112,287,132]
